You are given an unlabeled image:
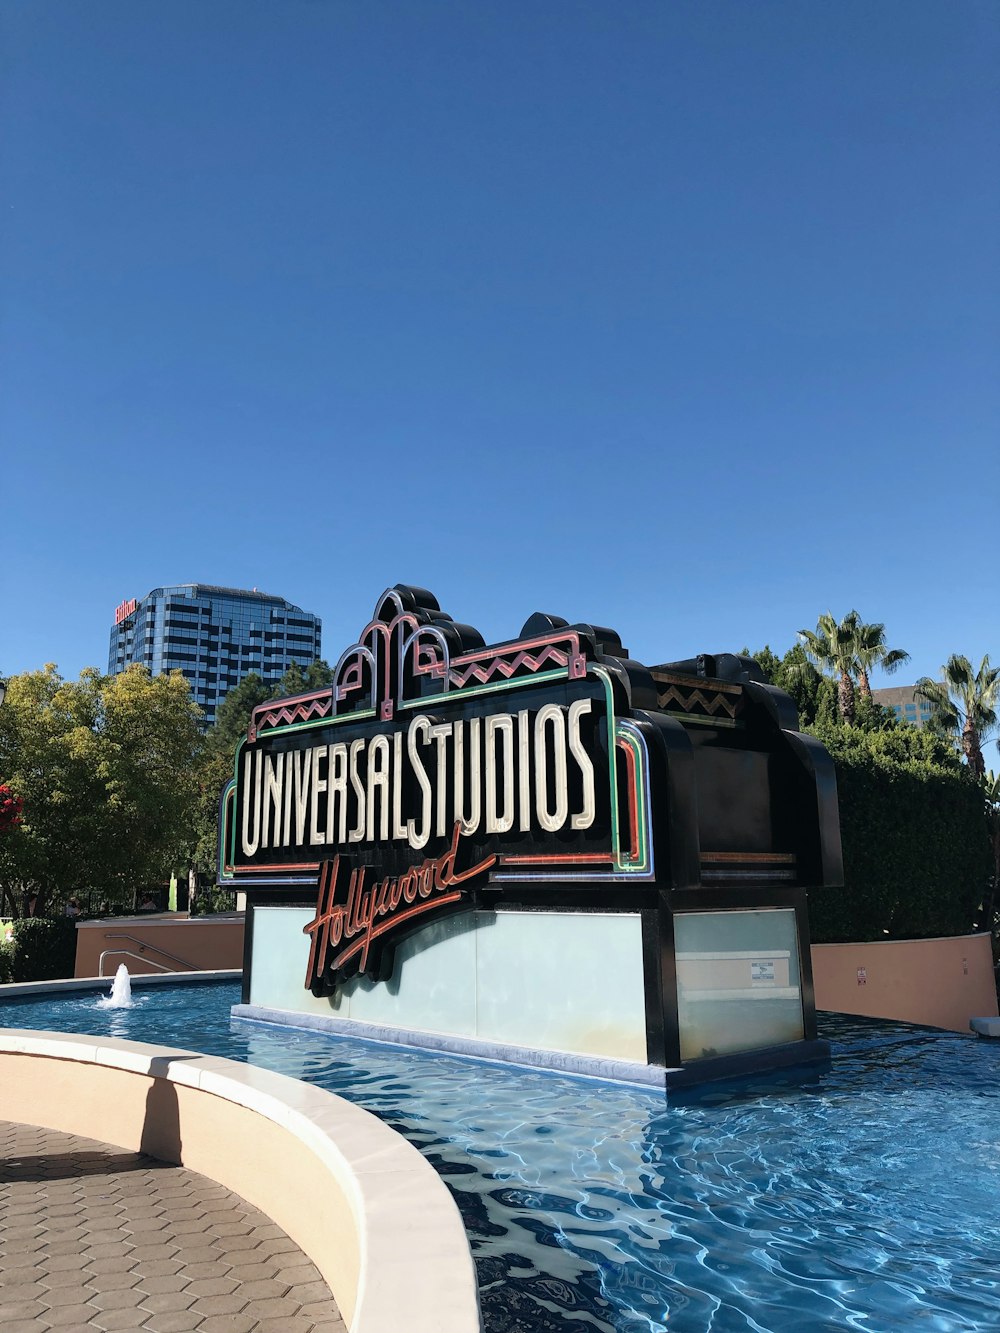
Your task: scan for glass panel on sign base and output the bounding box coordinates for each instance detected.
[674,909,804,1062]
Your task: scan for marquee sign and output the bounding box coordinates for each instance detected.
[219,586,658,990]
[224,584,844,1084]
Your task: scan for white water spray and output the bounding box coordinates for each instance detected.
[98,963,134,1009]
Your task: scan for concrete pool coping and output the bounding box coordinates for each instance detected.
[0,967,243,996]
[0,977,483,1333]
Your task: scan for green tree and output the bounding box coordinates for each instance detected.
[190,664,333,877]
[850,693,901,734]
[303,658,333,689]
[0,665,204,916]
[915,654,1000,779]
[95,667,205,891]
[275,660,307,696]
[749,643,838,729]
[0,666,106,915]
[213,673,273,754]
[191,661,336,877]
[191,672,272,875]
[273,658,333,697]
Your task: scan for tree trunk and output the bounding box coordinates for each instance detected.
[963,720,984,779]
[839,672,856,725]
[858,670,872,700]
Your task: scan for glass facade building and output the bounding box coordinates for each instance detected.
[108,584,322,726]
[870,684,936,729]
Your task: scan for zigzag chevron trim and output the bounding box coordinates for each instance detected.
[655,685,740,719]
[448,645,570,689]
[255,695,333,734]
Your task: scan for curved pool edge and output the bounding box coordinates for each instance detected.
[0,1014,482,1333]
[0,968,242,996]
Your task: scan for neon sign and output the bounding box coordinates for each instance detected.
[221,584,846,1082]
[303,822,496,991]
[220,586,660,985]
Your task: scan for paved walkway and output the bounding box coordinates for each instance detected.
[0,1120,348,1333]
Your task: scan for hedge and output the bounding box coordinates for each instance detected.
[807,724,991,942]
[9,917,78,983]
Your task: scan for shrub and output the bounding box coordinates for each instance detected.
[10,917,78,982]
[807,724,991,942]
[189,884,238,916]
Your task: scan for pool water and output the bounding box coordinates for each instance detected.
[3,981,1000,1332]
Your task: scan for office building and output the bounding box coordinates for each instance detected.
[108,584,322,725]
[871,684,936,729]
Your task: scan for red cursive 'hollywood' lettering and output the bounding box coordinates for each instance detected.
[303,822,495,989]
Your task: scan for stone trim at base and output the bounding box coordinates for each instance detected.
[234,1003,673,1088]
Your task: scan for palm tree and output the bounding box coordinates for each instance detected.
[799,611,862,724]
[800,611,911,723]
[915,655,1000,779]
[853,619,910,700]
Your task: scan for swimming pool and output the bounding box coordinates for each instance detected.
[3,981,999,1332]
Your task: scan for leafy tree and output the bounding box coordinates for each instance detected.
[304,658,333,689]
[273,658,333,697]
[95,666,205,890]
[190,660,336,876]
[0,665,203,916]
[850,694,901,734]
[0,666,108,916]
[191,672,272,875]
[748,644,838,729]
[915,655,1000,780]
[274,660,308,696]
[213,673,273,754]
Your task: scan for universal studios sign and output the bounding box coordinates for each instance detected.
[238,698,600,858]
[219,586,659,993]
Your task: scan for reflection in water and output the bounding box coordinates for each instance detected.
[4,986,1000,1332]
[234,1014,1000,1333]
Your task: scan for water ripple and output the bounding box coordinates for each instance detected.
[4,986,1000,1331]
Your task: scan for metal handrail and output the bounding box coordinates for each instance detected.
[99,948,173,977]
[99,932,197,974]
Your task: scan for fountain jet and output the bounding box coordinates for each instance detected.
[98,963,134,1009]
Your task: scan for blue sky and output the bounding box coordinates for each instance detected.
[2,1,997,688]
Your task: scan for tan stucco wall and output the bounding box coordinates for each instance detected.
[0,1035,482,1333]
[811,932,998,1032]
[74,915,244,977]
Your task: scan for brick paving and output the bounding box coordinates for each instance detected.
[0,1120,348,1333]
